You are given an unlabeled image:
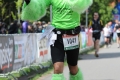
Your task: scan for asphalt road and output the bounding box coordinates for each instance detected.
[38,43,120,80]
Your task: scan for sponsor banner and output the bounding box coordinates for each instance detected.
[113,32,117,42]
[0,32,105,73]
[0,35,14,73]
[86,31,94,47]
[80,32,87,49]
[13,34,37,70]
[112,3,120,15]
[23,34,37,66]
[113,15,120,21]
[36,33,51,63]
[13,34,25,70]
[100,32,104,44]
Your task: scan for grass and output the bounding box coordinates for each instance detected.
[0,77,8,80]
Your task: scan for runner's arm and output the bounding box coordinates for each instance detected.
[69,0,93,13]
[21,0,51,21]
[100,20,104,31]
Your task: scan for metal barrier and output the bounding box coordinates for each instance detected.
[0,31,109,80]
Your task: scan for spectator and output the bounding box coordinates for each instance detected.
[32,22,38,33]
[8,20,19,34]
[0,22,2,34]
[41,21,46,28]
[22,21,28,33]
[42,21,47,33]
[18,23,22,34]
[2,22,8,34]
[0,22,7,34]
[36,21,43,33]
[48,22,51,25]
[28,25,34,33]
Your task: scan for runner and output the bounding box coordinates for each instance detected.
[108,21,114,45]
[103,24,111,48]
[114,20,120,48]
[89,12,103,57]
[21,0,93,80]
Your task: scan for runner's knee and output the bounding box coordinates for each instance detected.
[69,65,78,75]
[54,62,64,73]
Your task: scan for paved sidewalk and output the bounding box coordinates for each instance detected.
[38,43,120,80]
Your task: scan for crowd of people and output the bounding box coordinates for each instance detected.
[1,18,120,50]
[103,20,120,48]
[88,12,120,58]
[0,20,50,34]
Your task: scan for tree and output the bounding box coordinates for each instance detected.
[0,0,18,23]
[81,0,115,25]
[0,0,116,24]
[0,0,23,23]
[0,0,11,22]
[15,0,23,23]
[40,8,50,22]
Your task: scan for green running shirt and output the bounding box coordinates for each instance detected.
[21,0,92,29]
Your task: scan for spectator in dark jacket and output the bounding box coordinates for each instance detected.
[0,22,7,34]
[0,22,2,34]
[8,20,19,34]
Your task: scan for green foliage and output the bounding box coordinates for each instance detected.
[15,0,23,9]
[0,0,115,24]
[81,0,115,25]
[0,0,23,23]
[40,8,50,22]
[0,1,10,21]
[11,11,17,20]
[0,0,17,23]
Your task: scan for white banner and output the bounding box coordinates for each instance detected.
[0,32,105,73]
[36,33,51,63]
[80,32,87,49]
[13,34,37,70]
[100,32,104,45]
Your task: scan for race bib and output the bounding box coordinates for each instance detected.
[62,34,79,50]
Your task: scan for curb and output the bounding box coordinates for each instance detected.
[0,61,53,80]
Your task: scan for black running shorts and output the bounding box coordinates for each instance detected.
[110,33,113,38]
[117,33,120,38]
[105,36,110,39]
[50,31,79,66]
[92,32,101,41]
